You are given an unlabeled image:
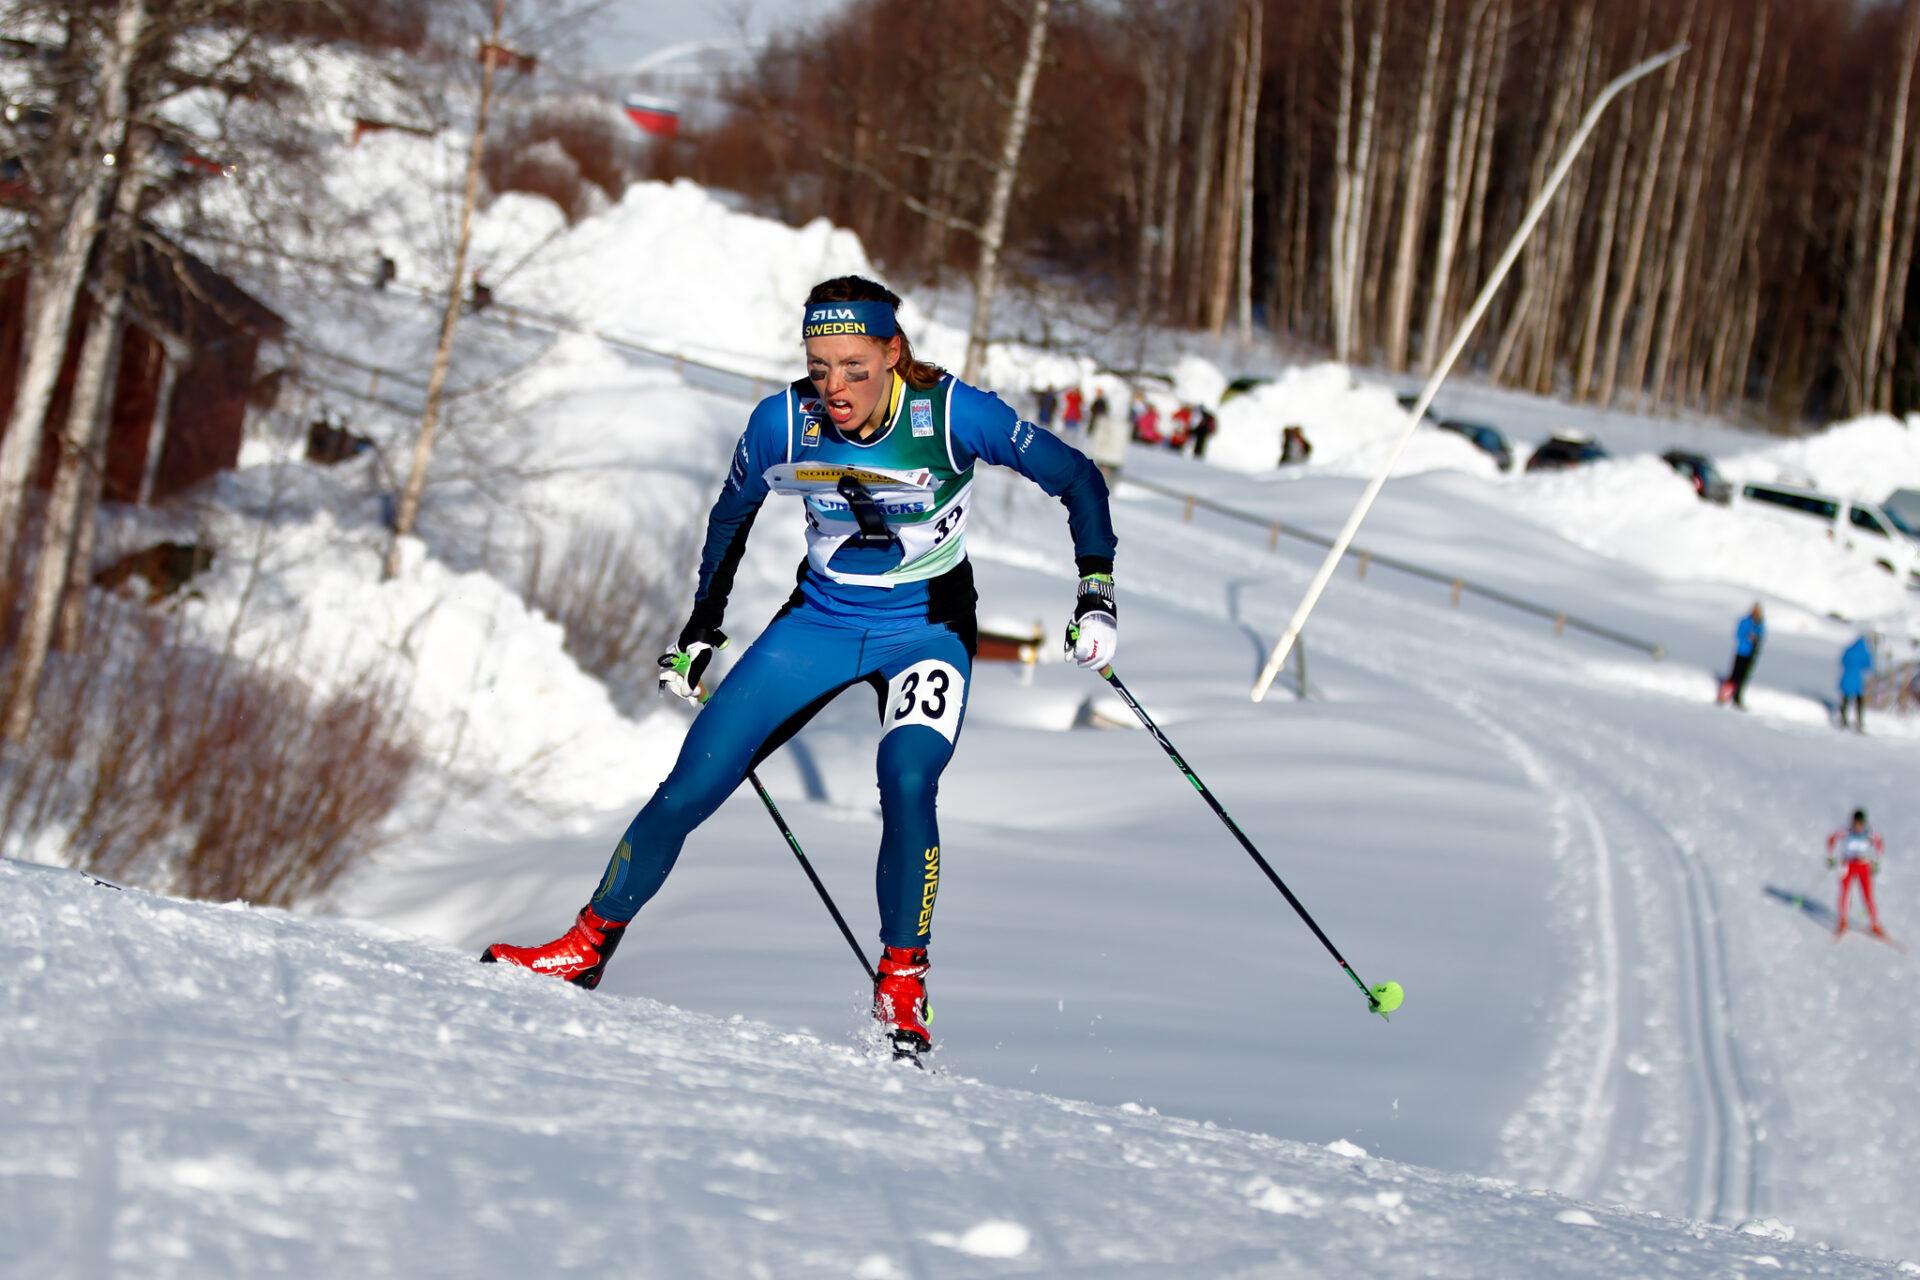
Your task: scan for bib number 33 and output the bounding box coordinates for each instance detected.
[885,659,965,744]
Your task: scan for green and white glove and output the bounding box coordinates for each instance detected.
[1064,573,1117,669]
[658,623,728,702]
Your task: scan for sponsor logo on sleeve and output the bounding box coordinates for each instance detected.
[911,399,934,438]
[1012,421,1036,452]
[727,439,749,490]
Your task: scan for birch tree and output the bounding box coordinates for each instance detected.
[1594,3,1688,407]
[1203,0,1250,335]
[1383,0,1447,371]
[1232,0,1262,341]
[385,0,509,580]
[1644,11,1726,409]
[0,0,146,583]
[963,0,1051,382]
[2,124,146,744]
[1854,0,1920,413]
[1574,13,1649,400]
[1330,0,1386,362]
[1420,0,1495,371]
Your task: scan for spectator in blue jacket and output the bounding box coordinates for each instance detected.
[1839,633,1873,732]
[1718,603,1765,709]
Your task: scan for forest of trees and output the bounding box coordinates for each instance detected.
[689,0,1920,426]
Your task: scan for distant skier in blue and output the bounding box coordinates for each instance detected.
[1838,634,1873,732]
[484,276,1119,1058]
[1717,602,1765,709]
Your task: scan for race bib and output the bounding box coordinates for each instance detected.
[883,659,966,744]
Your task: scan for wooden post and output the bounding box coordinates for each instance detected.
[675,352,686,376]
[1554,612,1567,636]
[1294,634,1308,699]
[1182,494,1196,522]
[1268,522,1281,550]
[369,369,381,398]
[1450,578,1463,606]
[1356,551,1370,579]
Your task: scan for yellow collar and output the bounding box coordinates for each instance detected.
[855,372,904,440]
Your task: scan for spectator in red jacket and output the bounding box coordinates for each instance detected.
[1061,386,1085,436]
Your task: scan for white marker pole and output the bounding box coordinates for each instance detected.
[1251,44,1688,703]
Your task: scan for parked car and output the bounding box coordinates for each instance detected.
[1524,431,1610,473]
[1394,392,1439,424]
[1739,480,1920,584]
[1436,417,1514,471]
[1221,375,1271,403]
[1884,487,1920,542]
[1661,450,1733,504]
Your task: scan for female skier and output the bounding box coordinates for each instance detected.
[483,276,1119,1058]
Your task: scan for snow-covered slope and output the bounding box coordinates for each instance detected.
[5,857,1910,1280]
[11,96,1920,1277]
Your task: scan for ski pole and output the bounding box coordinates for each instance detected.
[691,686,876,984]
[1251,43,1688,702]
[743,768,877,984]
[1098,665,1404,1019]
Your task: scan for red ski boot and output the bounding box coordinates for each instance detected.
[874,945,932,1060]
[481,907,628,989]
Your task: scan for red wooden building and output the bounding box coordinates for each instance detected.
[0,232,283,506]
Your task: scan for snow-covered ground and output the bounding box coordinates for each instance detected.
[9,100,1920,1276]
[7,855,1914,1279]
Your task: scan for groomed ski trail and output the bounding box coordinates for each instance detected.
[1067,482,1764,1226]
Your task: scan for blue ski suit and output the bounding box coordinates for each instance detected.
[589,371,1117,948]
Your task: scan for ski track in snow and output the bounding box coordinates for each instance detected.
[1489,692,1758,1225]
[1096,490,1763,1228]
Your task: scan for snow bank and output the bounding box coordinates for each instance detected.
[1503,455,1913,622]
[1204,363,1494,478]
[1725,414,1920,502]
[503,179,878,377]
[179,465,679,812]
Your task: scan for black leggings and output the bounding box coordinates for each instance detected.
[1728,652,1756,705]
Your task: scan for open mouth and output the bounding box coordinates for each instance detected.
[826,397,856,423]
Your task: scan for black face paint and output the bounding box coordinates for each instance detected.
[836,475,898,549]
[844,367,871,382]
